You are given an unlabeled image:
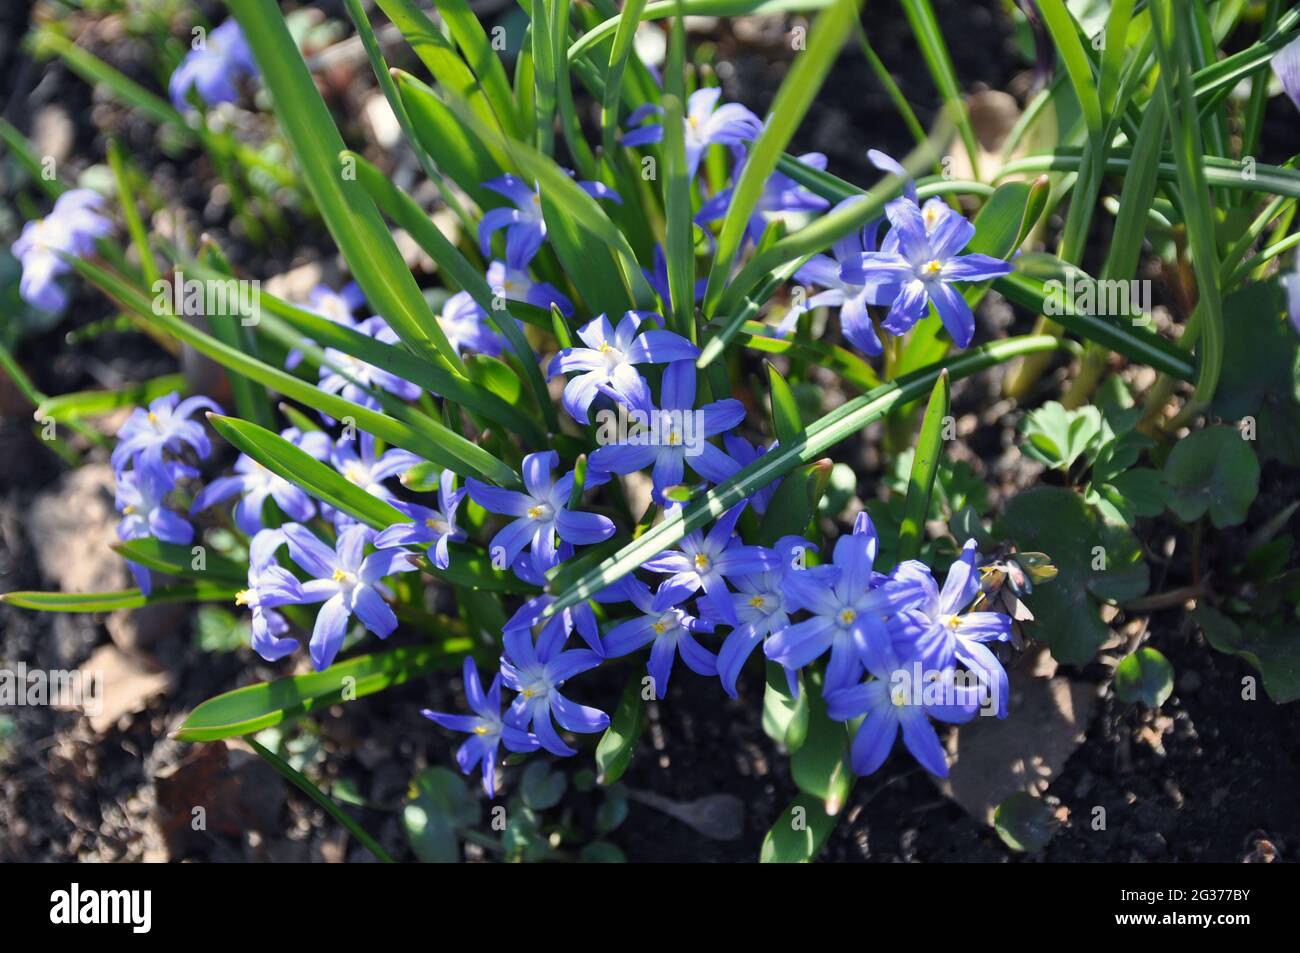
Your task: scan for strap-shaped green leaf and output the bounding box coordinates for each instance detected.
[111,539,247,585]
[897,369,949,562]
[226,0,461,371]
[701,0,863,314]
[177,642,472,742]
[2,584,240,612]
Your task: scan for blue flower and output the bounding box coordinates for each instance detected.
[500,626,608,756]
[793,196,888,355]
[722,434,779,514]
[696,152,830,246]
[436,290,503,357]
[888,539,1013,717]
[1285,257,1300,337]
[373,469,468,570]
[851,198,1013,347]
[825,638,982,778]
[325,432,421,527]
[486,259,574,317]
[707,535,814,698]
[767,514,925,695]
[587,359,746,502]
[112,392,221,477]
[467,450,616,576]
[639,501,779,626]
[422,657,540,797]
[318,316,422,408]
[236,528,306,662]
[644,245,706,309]
[547,311,699,423]
[169,19,258,110]
[1272,35,1300,113]
[478,174,620,270]
[623,88,762,178]
[277,522,419,671]
[11,189,112,312]
[191,427,331,533]
[114,455,193,595]
[601,577,717,697]
[285,283,363,370]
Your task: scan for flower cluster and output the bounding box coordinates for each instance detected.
[96,88,1022,799]
[112,392,221,593]
[11,189,112,312]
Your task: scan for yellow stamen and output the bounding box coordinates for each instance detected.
[527,505,544,520]
[666,431,681,446]
[122,505,137,515]
[332,568,349,583]
[652,619,669,634]
[891,686,909,707]
[694,553,710,571]
[839,608,857,625]
[749,595,766,609]
[147,411,159,425]
[521,688,536,699]
[922,259,944,277]
[235,589,253,606]
[474,725,490,735]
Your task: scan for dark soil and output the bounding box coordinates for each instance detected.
[2,0,1298,863]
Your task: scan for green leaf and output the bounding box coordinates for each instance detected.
[662,88,697,341]
[1211,281,1300,467]
[404,765,479,862]
[1162,425,1260,528]
[767,362,803,445]
[430,0,522,137]
[762,662,809,751]
[177,643,471,742]
[1150,0,1223,406]
[702,0,863,314]
[993,792,1055,854]
[595,672,646,785]
[1,584,239,613]
[995,271,1196,381]
[544,335,1067,617]
[898,0,983,180]
[520,761,568,810]
[1019,401,1104,473]
[998,486,1148,666]
[111,539,246,585]
[225,0,460,370]
[249,736,394,862]
[898,369,949,562]
[1114,647,1174,708]
[760,790,843,863]
[34,374,188,422]
[600,0,651,154]
[208,414,407,530]
[790,671,852,815]
[1194,605,1300,704]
